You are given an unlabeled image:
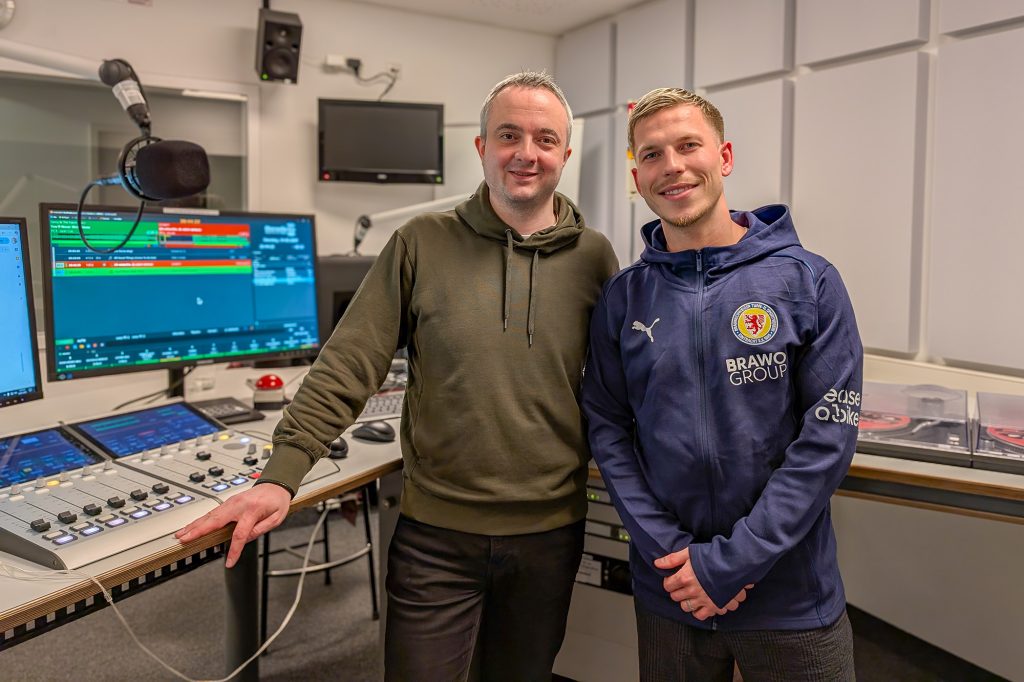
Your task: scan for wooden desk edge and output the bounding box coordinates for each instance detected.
[0,459,403,633]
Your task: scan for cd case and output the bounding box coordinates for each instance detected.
[974,392,1024,474]
[857,381,971,467]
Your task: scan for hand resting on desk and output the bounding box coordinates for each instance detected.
[174,484,291,568]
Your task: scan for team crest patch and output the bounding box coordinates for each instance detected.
[731,302,778,345]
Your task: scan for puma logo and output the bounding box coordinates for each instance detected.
[632,318,660,343]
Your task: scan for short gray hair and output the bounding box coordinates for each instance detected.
[479,71,573,145]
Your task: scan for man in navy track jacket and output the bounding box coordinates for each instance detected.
[581,88,863,681]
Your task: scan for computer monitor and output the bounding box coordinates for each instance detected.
[0,217,43,409]
[316,254,375,342]
[39,204,321,384]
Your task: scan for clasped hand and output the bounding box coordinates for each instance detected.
[655,547,753,621]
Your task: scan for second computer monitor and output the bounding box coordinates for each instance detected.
[40,204,321,382]
[0,217,43,408]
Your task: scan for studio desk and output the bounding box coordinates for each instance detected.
[0,410,404,682]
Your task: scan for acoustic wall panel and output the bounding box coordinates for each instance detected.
[792,52,924,353]
[709,79,788,211]
[795,0,927,65]
[615,0,689,104]
[555,19,614,115]
[927,27,1024,370]
[940,0,1024,34]
[694,0,790,88]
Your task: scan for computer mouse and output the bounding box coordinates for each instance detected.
[352,420,396,443]
[328,436,349,459]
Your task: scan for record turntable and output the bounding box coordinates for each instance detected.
[974,392,1024,474]
[857,382,971,467]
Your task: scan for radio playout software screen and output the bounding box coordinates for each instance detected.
[41,206,321,380]
[0,219,43,407]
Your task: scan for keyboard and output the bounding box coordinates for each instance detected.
[189,397,265,425]
[357,389,405,422]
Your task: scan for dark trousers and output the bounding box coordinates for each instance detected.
[636,606,856,682]
[384,515,585,682]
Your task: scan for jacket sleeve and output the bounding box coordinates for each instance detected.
[688,265,863,607]
[258,230,414,495]
[581,281,693,571]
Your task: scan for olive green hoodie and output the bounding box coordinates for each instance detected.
[260,182,619,534]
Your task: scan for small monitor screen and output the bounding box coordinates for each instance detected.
[0,428,103,488]
[41,205,321,381]
[318,99,443,184]
[0,218,43,408]
[71,403,221,458]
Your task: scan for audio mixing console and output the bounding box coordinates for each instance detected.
[0,426,215,570]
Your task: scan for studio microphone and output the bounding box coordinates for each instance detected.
[96,137,211,201]
[99,58,151,133]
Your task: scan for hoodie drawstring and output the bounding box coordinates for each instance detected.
[528,250,538,347]
[503,228,540,347]
[504,230,514,331]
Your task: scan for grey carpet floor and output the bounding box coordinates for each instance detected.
[0,505,382,681]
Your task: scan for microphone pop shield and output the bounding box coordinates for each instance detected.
[131,140,211,201]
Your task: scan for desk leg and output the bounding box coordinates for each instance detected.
[225,540,259,681]
[377,470,402,678]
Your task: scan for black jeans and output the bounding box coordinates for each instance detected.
[384,515,585,682]
[636,606,856,682]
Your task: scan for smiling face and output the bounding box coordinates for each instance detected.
[475,86,571,216]
[631,103,733,231]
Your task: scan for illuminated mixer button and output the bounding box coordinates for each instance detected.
[174,495,194,504]
[130,489,148,501]
[153,502,172,511]
[196,451,212,461]
[105,518,127,528]
[57,511,78,524]
[83,503,102,516]
[249,472,261,479]
[30,519,51,532]
[262,446,272,459]
[47,479,60,488]
[80,526,102,536]
[212,483,230,492]
[152,482,170,495]
[130,509,151,519]
[208,466,225,477]
[107,496,126,508]
[189,472,206,483]
[53,534,76,545]
[230,477,248,486]
[243,456,258,466]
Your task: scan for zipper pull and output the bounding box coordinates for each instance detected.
[696,251,703,273]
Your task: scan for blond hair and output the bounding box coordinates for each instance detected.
[480,71,573,144]
[628,88,724,151]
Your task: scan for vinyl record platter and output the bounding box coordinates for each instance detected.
[857,382,971,466]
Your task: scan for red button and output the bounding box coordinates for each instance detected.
[249,472,261,479]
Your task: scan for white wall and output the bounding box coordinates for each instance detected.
[557,0,1024,373]
[0,0,557,258]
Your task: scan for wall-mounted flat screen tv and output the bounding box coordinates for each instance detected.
[318,99,444,184]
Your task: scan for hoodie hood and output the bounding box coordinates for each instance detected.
[456,181,586,254]
[640,205,800,278]
[456,181,588,345]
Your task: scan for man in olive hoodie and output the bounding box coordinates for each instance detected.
[177,71,618,681]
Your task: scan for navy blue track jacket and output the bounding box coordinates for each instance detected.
[581,205,863,630]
